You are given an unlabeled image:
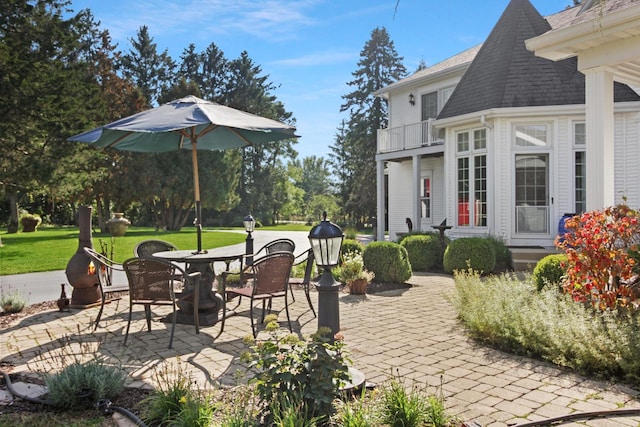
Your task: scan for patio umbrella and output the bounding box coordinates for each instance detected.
[69,95,298,253]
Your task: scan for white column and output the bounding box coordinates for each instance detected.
[584,67,615,210]
[376,159,385,241]
[412,155,421,230]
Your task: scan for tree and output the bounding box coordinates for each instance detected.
[0,1,105,231]
[224,51,296,224]
[332,27,406,227]
[120,25,176,106]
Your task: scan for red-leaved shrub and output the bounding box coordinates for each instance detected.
[556,204,640,310]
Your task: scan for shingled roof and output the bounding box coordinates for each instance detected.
[437,0,640,120]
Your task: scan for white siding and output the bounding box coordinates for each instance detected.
[387,161,414,239]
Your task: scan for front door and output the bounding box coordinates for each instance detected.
[514,153,549,234]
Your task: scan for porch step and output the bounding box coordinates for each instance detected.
[509,246,558,271]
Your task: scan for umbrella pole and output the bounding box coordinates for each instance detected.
[192,141,205,254]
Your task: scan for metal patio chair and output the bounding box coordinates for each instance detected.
[84,247,129,331]
[122,257,201,349]
[224,251,294,338]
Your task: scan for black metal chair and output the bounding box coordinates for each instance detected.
[84,247,129,331]
[251,238,295,300]
[289,249,316,317]
[224,251,294,338]
[133,239,178,258]
[122,257,201,349]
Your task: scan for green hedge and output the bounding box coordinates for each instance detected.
[532,254,567,291]
[443,237,495,274]
[399,234,443,272]
[362,242,412,283]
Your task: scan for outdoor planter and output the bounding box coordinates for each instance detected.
[348,278,369,295]
[21,216,40,232]
[107,213,130,237]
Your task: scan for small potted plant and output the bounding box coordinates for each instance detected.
[20,212,42,232]
[339,251,375,295]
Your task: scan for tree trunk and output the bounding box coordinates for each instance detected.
[7,192,19,233]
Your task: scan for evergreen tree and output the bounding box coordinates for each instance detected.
[0,0,105,231]
[120,25,176,106]
[332,27,406,226]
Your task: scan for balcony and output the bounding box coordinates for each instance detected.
[377,119,444,154]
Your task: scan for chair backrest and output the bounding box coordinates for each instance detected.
[84,247,119,290]
[123,257,176,302]
[301,249,315,285]
[256,238,295,258]
[134,239,178,258]
[250,252,295,295]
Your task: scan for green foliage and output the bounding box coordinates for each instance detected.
[443,237,496,274]
[451,270,640,384]
[241,316,351,424]
[378,375,429,427]
[362,242,412,283]
[45,357,127,409]
[532,254,567,291]
[485,235,513,272]
[399,234,443,272]
[332,389,378,427]
[0,288,27,313]
[142,359,215,426]
[336,251,374,284]
[342,239,364,256]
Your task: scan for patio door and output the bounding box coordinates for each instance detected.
[515,154,549,234]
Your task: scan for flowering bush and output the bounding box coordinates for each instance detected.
[337,251,375,284]
[556,204,640,310]
[241,315,351,424]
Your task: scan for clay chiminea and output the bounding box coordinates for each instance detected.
[65,205,101,306]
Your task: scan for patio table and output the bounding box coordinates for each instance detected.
[153,244,245,326]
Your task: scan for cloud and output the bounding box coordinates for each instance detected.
[269,50,356,67]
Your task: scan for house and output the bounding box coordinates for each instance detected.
[374,0,640,263]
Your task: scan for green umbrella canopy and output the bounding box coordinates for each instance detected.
[69,95,298,252]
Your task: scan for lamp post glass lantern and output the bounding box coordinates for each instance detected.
[308,211,343,337]
[244,214,255,264]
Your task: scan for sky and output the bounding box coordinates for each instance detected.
[69,0,574,160]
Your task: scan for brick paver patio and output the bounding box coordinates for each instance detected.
[2,272,640,426]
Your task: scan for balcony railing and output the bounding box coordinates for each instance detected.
[377,119,444,154]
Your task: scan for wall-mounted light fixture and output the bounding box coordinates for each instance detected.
[409,93,415,106]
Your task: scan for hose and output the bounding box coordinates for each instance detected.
[513,408,640,426]
[1,369,147,427]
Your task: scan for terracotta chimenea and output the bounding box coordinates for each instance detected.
[65,205,101,306]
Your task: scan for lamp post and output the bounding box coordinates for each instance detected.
[243,214,256,265]
[308,211,344,337]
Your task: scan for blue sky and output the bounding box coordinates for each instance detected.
[70,0,573,160]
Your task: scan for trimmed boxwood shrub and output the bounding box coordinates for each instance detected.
[341,239,364,256]
[443,237,495,274]
[400,234,443,272]
[532,253,567,291]
[486,236,513,272]
[362,242,412,283]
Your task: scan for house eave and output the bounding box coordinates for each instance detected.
[526,3,640,62]
[374,62,471,99]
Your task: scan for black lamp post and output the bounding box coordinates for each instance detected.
[308,211,344,337]
[243,214,256,265]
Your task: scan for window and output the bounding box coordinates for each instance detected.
[574,122,586,213]
[515,124,548,147]
[421,176,431,219]
[456,128,487,227]
[515,154,549,233]
[421,92,438,121]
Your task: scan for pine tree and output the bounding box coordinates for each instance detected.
[332,27,406,226]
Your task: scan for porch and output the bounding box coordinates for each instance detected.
[377,119,444,154]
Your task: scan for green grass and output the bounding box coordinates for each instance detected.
[0,226,246,275]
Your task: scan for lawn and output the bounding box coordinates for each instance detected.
[0,226,248,275]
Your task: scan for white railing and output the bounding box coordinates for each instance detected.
[377,119,443,154]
